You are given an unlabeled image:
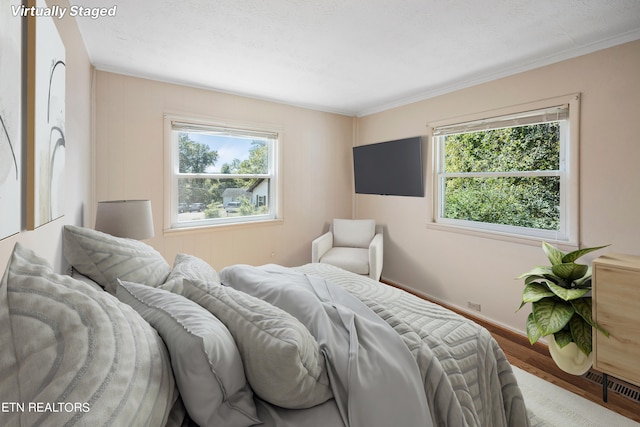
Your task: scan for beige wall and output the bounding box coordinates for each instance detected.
[3,6,637,339]
[93,72,354,270]
[355,40,640,333]
[0,0,92,272]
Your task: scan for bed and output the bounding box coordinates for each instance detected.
[0,225,529,427]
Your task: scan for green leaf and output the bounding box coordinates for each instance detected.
[569,315,592,356]
[520,242,609,352]
[562,245,610,263]
[570,297,592,323]
[543,242,565,266]
[526,312,543,345]
[517,266,553,280]
[574,273,592,287]
[532,299,574,336]
[551,262,589,281]
[553,330,573,348]
[546,282,590,301]
[523,275,542,286]
[522,283,555,303]
[571,297,609,337]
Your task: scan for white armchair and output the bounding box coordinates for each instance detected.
[311,219,383,281]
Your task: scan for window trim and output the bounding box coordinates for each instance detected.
[427,94,581,247]
[163,114,283,233]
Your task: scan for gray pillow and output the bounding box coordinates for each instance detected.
[63,225,171,294]
[182,278,332,409]
[168,253,221,285]
[157,253,222,295]
[116,280,260,427]
[0,243,178,426]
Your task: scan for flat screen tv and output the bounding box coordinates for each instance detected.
[353,136,424,197]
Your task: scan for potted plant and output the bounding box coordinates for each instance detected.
[517,242,609,375]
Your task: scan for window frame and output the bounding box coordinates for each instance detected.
[428,94,581,247]
[163,114,282,232]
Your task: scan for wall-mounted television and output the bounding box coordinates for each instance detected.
[353,136,424,197]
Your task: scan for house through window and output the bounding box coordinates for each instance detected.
[166,118,279,229]
[431,95,580,244]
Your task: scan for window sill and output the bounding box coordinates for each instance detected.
[425,221,579,251]
[163,218,283,237]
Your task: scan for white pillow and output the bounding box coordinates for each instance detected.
[0,243,178,426]
[63,225,171,294]
[182,279,332,409]
[116,280,259,427]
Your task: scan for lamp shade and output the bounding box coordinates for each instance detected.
[95,200,154,240]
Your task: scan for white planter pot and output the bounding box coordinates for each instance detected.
[547,334,593,375]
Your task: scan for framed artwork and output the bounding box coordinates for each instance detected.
[27,0,66,230]
[0,0,23,240]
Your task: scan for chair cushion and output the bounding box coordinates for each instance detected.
[332,219,376,248]
[320,247,370,275]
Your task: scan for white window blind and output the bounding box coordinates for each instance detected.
[433,105,569,136]
[171,121,278,140]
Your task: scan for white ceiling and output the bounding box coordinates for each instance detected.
[71,0,640,116]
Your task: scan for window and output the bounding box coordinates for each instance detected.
[165,117,279,230]
[431,95,580,244]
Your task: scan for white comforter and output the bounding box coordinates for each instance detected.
[220,263,529,427]
[220,264,433,427]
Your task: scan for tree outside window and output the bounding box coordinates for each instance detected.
[432,97,579,244]
[167,119,278,229]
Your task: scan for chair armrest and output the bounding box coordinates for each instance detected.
[368,233,384,281]
[311,231,333,263]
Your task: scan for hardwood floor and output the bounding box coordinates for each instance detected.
[384,281,640,423]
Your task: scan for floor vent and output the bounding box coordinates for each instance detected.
[583,370,640,403]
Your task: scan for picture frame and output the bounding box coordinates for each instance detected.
[0,0,23,239]
[26,0,66,230]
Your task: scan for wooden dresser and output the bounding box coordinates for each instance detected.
[592,253,640,400]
